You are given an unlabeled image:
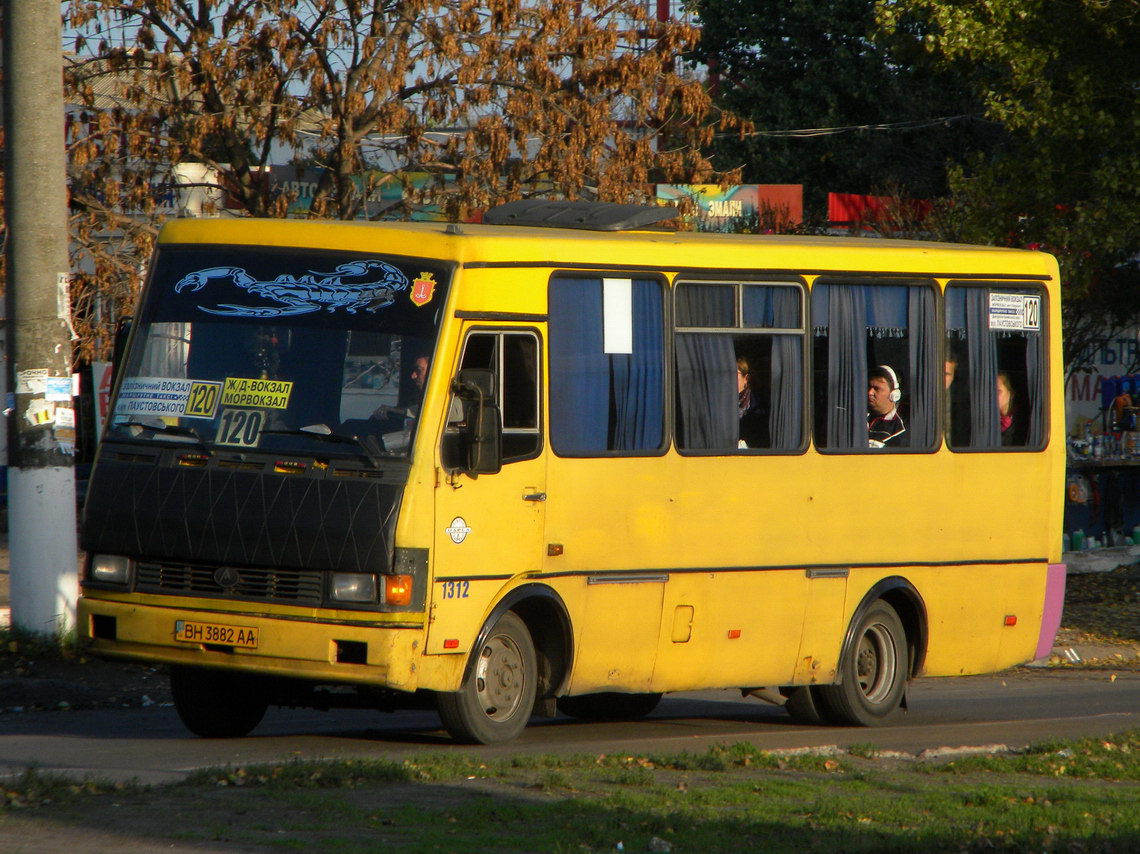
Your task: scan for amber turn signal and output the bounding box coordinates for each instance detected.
[384,574,413,606]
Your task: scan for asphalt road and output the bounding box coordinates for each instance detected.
[2,669,1137,785]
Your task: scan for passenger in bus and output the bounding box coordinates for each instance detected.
[737,355,765,448]
[867,365,908,448]
[943,354,957,441]
[944,351,971,446]
[997,371,1020,446]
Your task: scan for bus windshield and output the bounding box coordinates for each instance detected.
[107,245,450,460]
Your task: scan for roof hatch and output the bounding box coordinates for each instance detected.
[482,199,679,231]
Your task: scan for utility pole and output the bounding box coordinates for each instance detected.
[3,2,79,635]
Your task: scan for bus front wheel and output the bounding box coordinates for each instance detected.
[816,601,908,726]
[437,611,537,744]
[170,665,269,738]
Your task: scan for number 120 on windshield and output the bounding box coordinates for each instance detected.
[215,409,265,447]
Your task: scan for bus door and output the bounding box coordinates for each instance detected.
[429,328,545,653]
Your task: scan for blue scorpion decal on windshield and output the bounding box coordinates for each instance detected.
[174,260,410,317]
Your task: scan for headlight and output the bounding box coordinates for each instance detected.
[330,573,378,603]
[90,554,133,585]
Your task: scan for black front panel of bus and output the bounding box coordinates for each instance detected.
[81,454,402,575]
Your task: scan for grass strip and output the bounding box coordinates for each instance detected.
[3,733,1139,852]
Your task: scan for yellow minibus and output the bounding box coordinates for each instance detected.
[78,200,1066,742]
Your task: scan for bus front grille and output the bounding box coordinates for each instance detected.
[135,562,324,605]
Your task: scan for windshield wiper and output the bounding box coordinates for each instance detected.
[117,419,206,445]
[260,425,385,467]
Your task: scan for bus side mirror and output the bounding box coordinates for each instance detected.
[452,369,502,475]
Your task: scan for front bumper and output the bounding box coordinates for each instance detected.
[78,595,427,691]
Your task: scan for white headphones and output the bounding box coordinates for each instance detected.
[880,364,902,403]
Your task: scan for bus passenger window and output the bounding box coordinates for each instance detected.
[945,285,1044,450]
[549,276,665,455]
[674,281,804,452]
[811,282,938,452]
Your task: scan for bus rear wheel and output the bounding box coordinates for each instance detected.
[437,611,536,744]
[170,665,269,738]
[557,692,662,721]
[816,601,907,726]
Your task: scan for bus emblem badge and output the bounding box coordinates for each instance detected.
[446,516,472,544]
[214,566,240,590]
[410,272,436,307]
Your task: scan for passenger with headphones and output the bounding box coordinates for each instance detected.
[867,364,908,448]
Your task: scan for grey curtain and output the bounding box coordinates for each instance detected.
[825,285,868,449]
[967,288,1001,446]
[867,286,907,331]
[907,287,937,448]
[676,333,737,449]
[675,285,737,450]
[1025,329,1043,446]
[769,288,803,448]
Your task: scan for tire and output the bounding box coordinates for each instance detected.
[557,692,662,721]
[815,601,908,726]
[781,686,828,725]
[170,665,269,738]
[437,612,536,744]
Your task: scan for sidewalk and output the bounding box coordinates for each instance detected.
[1064,543,1140,575]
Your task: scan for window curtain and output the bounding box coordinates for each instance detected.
[967,288,1001,446]
[678,283,734,327]
[742,284,786,328]
[549,278,609,453]
[825,285,868,449]
[611,280,665,450]
[675,285,736,449]
[907,288,937,448]
[866,286,908,333]
[769,288,803,448]
[549,277,663,454]
[1025,329,1043,446]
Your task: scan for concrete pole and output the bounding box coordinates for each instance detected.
[3,1,79,636]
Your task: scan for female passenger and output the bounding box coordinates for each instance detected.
[997,371,1018,446]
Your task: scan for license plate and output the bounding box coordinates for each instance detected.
[175,620,259,649]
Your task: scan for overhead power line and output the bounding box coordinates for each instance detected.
[725,113,991,139]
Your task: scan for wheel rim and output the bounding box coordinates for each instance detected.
[474,631,526,722]
[854,622,897,705]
